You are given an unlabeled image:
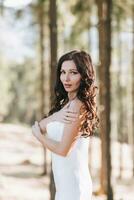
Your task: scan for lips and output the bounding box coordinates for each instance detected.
[64,84,72,87]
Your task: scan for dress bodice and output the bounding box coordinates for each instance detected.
[46,120,90,161]
[46,121,92,200]
[46,121,65,142]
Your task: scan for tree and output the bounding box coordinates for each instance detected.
[49,0,57,199]
[49,0,57,104]
[0,0,4,15]
[132,4,134,176]
[115,6,124,179]
[96,0,113,199]
[37,0,48,175]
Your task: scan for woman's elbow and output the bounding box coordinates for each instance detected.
[58,150,67,157]
[59,149,71,157]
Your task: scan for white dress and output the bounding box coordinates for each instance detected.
[46,121,92,200]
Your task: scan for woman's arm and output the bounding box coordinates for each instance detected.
[32,100,83,157]
[40,135,65,156]
[40,116,82,157]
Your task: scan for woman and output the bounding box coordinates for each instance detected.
[32,50,99,200]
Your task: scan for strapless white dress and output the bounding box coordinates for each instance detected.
[46,121,92,200]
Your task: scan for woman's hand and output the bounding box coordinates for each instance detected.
[53,106,79,124]
[32,121,43,143]
[37,102,79,135]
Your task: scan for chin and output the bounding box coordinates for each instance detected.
[65,88,78,93]
[64,89,72,92]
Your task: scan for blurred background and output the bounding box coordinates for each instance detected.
[0,0,133,200]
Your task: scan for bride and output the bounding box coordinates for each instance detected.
[32,50,99,200]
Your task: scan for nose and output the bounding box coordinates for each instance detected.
[64,73,70,81]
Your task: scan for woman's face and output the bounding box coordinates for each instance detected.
[60,60,81,93]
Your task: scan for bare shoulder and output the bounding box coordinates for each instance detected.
[69,99,84,111]
[69,98,85,114]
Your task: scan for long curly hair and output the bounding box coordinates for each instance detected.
[48,50,99,137]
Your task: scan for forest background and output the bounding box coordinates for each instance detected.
[0,0,134,200]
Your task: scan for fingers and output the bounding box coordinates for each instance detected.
[62,114,78,123]
[61,119,72,124]
[67,112,78,118]
[64,109,77,114]
[64,116,73,122]
[34,121,39,126]
[64,110,78,120]
[35,121,38,125]
[32,121,40,135]
[64,109,78,116]
[34,121,40,130]
[32,126,37,137]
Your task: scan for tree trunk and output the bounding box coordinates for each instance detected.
[96,0,113,199]
[0,0,4,15]
[49,0,57,199]
[116,17,124,179]
[38,1,47,175]
[49,0,57,104]
[132,5,134,176]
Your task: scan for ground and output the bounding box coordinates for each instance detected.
[0,123,134,200]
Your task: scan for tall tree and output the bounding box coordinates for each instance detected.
[96,0,113,199]
[132,4,134,176]
[116,11,124,179]
[49,0,57,103]
[0,0,4,15]
[37,0,48,175]
[49,0,57,199]
[38,0,45,122]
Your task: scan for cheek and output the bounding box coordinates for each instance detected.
[76,80,81,87]
[73,76,81,85]
[60,74,63,83]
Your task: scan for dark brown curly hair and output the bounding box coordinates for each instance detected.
[48,50,99,137]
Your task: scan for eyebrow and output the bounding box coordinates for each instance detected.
[60,69,78,71]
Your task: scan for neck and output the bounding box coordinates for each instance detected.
[68,93,77,101]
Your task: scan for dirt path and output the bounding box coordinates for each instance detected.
[0,123,51,200]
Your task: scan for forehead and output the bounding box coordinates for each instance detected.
[61,60,77,70]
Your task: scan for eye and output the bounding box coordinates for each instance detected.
[71,71,78,74]
[60,70,65,74]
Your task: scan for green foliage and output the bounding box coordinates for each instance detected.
[6,59,39,123]
[70,0,91,45]
[38,0,47,4]
[113,0,133,31]
[0,58,39,125]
